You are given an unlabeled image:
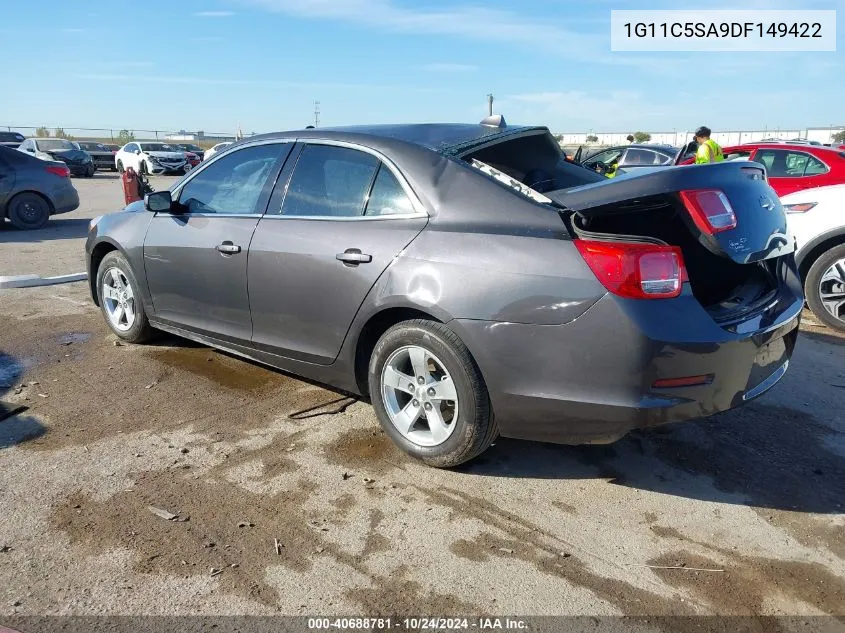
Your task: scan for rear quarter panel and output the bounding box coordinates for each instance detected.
[355,158,607,326]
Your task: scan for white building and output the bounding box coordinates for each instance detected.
[558,126,845,148]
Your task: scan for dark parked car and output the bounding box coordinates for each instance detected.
[577,143,697,173]
[0,131,25,149]
[76,141,116,171]
[176,144,205,161]
[1,145,80,229]
[17,138,95,177]
[86,122,801,467]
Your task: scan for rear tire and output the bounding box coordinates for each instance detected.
[368,319,496,468]
[7,192,51,230]
[96,251,154,343]
[805,244,845,332]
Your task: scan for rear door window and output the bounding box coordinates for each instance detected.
[803,156,829,176]
[725,150,752,161]
[364,166,415,216]
[754,149,818,177]
[281,145,379,218]
[621,149,662,166]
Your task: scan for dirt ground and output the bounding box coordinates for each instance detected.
[0,176,844,626]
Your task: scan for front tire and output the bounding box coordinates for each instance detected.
[116,160,124,173]
[806,244,845,332]
[7,192,51,230]
[368,319,496,468]
[96,251,154,343]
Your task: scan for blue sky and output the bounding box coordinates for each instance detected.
[1,0,842,134]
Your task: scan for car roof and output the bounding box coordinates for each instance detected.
[241,123,545,156]
[729,143,843,154]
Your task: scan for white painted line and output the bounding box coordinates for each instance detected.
[0,272,87,289]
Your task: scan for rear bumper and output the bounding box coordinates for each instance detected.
[450,274,803,445]
[50,184,80,215]
[67,164,92,176]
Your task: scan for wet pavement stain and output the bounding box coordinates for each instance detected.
[420,486,698,620]
[649,550,845,619]
[650,525,686,540]
[551,500,577,515]
[147,347,284,393]
[343,564,480,616]
[323,427,406,474]
[57,332,92,346]
[360,509,389,558]
[53,471,323,607]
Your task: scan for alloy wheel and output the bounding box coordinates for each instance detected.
[102,267,136,332]
[819,258,845,324]
[380,345,458,447]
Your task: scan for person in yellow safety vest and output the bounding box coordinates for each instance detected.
[693,126,724,164]
[603,157,620,178]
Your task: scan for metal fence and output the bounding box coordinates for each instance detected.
[1,125,245,145]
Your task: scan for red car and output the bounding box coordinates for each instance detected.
[682,143,845,196]
[185,152,202,170]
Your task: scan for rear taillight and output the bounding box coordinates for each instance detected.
[784,202,817,214]
[575,240,687,300]
[679,189,737,234]
[46,165,70,178]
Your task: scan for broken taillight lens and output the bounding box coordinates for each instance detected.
[575,240,687,299]
[679,189,737,234]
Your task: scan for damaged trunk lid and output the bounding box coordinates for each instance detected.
[547,161,793,265]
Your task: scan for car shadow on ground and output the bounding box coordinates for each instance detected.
[462,402,845,515]
[0,218,91,243]
[0,352,46,448]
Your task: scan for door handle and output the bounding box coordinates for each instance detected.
[216,241,241,255]
[336,248,372,266]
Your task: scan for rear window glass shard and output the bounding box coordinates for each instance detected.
[470,159,552,205]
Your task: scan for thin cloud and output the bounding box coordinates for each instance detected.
[73,73,404,91]
[418,63,477,73]
[244,0,615,62]
[75,74,252,86]
[194,10,236,17]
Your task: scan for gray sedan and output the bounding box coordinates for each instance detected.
[1,145,80,229]
[86,122,801,467]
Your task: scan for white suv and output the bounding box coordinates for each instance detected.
[785,183,845,331]
[115,142,188,175]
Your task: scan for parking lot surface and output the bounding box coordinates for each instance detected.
[0,177,844,618]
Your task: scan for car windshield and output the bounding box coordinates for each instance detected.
[80,143,106,151]
[142,143,181,152]
[37,139,76,151]
[181,144,202,151]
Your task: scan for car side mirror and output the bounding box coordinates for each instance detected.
[144,190,172,213]
[135,149,141,155]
